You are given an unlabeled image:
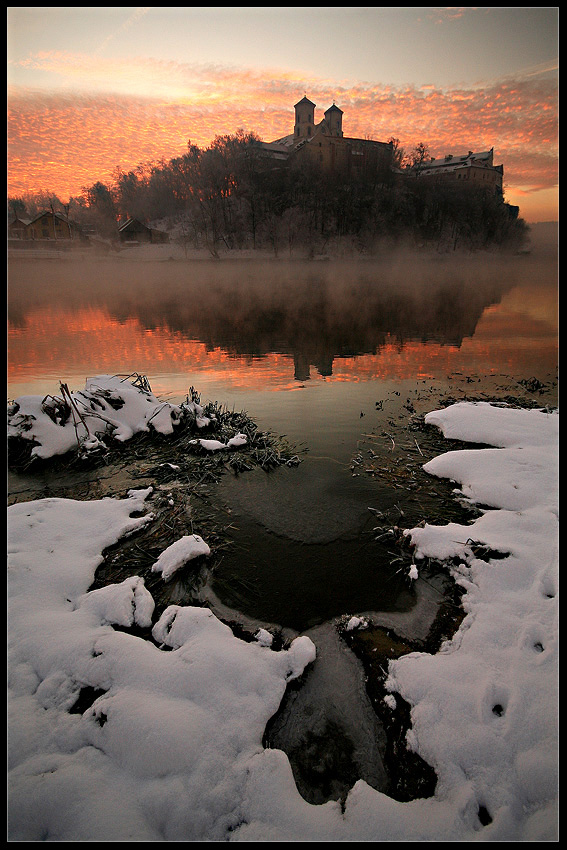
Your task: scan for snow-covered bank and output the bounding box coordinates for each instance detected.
[8,488,316,841]
[7,400,558,841]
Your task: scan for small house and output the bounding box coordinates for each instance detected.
[26,210,74,240]
[118,218,169,244]
[8,213,31,239]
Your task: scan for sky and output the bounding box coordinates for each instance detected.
[7,6,559,222]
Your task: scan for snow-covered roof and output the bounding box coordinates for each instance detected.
[269,134,300,148]
[118,218,150,232]
[28,210,71,225]
[420,149,494,171]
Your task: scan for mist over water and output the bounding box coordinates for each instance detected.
[7,232,557,399]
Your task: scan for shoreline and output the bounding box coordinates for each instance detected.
[8,375,557,809]
[7,220,557,264]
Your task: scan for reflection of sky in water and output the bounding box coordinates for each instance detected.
[8,253,557,402]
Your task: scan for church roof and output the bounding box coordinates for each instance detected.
[294,96,316,108]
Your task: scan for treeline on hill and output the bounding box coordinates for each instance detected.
[9,130,529,255]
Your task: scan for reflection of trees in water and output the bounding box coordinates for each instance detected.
[129,263,514,380]
[9,257,519,379]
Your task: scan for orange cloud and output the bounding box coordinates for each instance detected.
[7,58,558,219]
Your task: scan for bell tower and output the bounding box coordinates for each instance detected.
[324,103,343,137]
[294,96,316,138]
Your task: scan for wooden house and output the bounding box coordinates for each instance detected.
[118,218,169,244]
[26,210,74,240]
[8,213,31,239]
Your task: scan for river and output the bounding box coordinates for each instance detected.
[7,224,558,803]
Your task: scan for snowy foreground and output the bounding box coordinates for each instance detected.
[8,379,559,841]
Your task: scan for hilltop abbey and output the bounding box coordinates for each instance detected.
[259,95,394,177]
[259,95,504,197]
[8,94,509,248]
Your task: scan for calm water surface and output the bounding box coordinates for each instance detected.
[8,237,558,802]
[8,242,558,633]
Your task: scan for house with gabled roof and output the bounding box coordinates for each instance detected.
[25,210,74,240]
[118,218,169,244]
[8,212,31,240]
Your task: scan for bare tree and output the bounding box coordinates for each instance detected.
[408,142,431,173]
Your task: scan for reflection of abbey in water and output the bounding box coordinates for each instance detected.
[126,266,512,382]
[9,259,516,383]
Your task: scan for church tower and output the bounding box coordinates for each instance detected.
[324,103,343,137]
[294,96,316,139]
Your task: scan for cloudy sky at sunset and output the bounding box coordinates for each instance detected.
[7,7,558,222]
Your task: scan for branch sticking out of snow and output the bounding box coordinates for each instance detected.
[7,375,193,460]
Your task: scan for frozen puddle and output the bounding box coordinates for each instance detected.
[202,570,449,806]
[263,622,388,804]
[203,452,451,803]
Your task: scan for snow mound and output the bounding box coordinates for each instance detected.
[387,402,558,840]
[189,432,248,452]
[151,534,211,581]
[7,374,208,460]
[8,489,316,841]
[423,402,558,512]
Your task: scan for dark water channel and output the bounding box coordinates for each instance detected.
[7,228,559,805]
[209,459,415,633]
[206,446,457,634]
